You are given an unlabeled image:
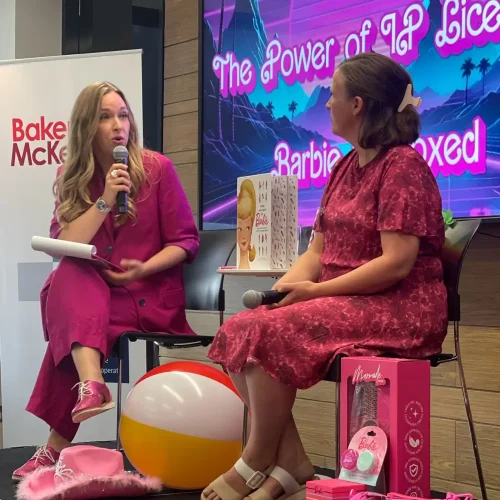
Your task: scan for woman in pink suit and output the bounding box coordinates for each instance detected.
[13,81,199,480]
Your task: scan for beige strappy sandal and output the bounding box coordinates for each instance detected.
[201,458,274,500]
[248,463,322,500]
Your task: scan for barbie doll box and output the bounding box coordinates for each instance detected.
[340,357,431,497]
[286,175,298,268]
[236,173,287,270]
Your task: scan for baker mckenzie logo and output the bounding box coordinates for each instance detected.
[10,116,68,166]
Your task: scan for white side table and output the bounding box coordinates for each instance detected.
[217,268,289,278]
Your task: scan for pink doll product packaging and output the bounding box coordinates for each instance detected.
[285,175,298,268]
[306,478,366,500]
[340,357,431,497]
[339,426,388,487]
[236,173,298,270]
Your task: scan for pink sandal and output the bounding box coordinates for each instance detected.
[71,380,115,423]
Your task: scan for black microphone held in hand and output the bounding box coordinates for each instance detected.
[112,145,129,214]
[242,289,289,309]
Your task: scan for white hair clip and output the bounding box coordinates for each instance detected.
[398,84,422,112]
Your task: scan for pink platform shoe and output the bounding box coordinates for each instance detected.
[12,445,60,482]
[71,380,115,423]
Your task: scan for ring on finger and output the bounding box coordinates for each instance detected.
[111,169,118,179]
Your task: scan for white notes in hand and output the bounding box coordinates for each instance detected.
[31,236,97,260]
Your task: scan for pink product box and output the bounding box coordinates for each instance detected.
[306,478,366,500]
[236,173,287,270]
[340,358,431,497]
[271,174,287,268]
[286,175,298,268]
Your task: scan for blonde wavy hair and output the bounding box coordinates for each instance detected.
[54,81,145,226]
[237,179,256,262]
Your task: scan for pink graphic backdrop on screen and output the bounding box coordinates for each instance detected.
[201,0,500,227]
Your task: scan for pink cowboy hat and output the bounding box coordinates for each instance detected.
[16,445,163,500]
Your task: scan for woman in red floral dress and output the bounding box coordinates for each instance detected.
[203,53,447,500]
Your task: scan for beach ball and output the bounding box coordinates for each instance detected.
[119,361,244,489]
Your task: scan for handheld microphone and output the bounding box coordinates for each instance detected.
[113,145,129,214]
[242,289,289,309]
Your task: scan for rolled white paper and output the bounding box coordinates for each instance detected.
[31,236,97,260]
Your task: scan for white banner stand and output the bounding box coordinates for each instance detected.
[0,50,146,448]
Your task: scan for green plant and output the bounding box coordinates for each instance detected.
[442,209,455,228]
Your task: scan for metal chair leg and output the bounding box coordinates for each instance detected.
[115,340,124,451]
[242,405,249,450]
[152,342,160,368]
[455,322,488,500]
[335,381,341,477]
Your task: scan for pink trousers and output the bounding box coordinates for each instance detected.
[25,257,188,442]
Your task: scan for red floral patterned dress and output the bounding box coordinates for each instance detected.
[207,145,448,389]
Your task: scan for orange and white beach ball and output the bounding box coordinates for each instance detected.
[119,361,244,489]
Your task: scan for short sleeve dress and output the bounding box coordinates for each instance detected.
[207,145,448,389]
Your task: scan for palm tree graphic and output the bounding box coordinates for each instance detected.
[478,58,491,97]
[461,58,475,104]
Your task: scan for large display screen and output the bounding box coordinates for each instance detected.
[200,0,500,228]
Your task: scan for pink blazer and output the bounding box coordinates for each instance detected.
[40,151,200,344]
